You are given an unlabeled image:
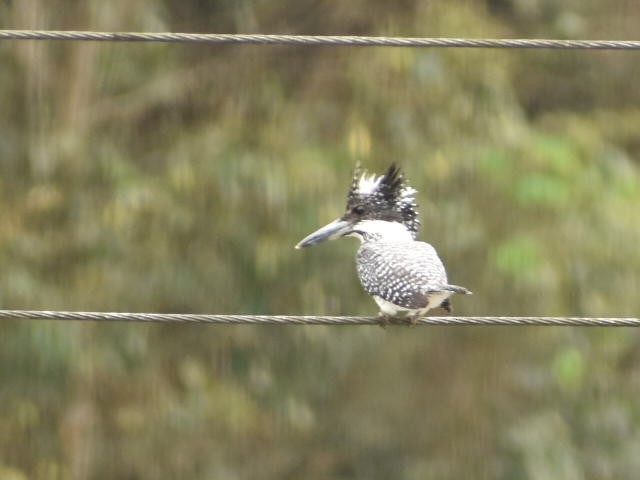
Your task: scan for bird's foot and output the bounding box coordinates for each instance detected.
[407,313,424,326]
[441,298,452,313]
[377,312,391,329]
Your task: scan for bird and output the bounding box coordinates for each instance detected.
[295,164,471,323]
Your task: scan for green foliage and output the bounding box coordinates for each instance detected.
[552,347,585,393]
[494,235,544,281]
[0,0,639,479]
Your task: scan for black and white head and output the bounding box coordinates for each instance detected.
[296,164,420,248]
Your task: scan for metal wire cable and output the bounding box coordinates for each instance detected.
[0,310,637,326]
[1,30,640,50]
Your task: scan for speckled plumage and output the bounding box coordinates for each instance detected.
[356,239,469,316]
[357,241,447,308]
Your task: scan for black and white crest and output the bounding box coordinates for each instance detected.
[344,164,420,238]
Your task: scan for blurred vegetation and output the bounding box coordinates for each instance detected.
[0,0,639,479]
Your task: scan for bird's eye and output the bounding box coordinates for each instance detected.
[352,205,366,215]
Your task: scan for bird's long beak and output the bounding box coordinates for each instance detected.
[295,219,352,249]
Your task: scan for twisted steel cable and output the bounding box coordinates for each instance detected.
[1,30,640,50]
[0,310,637,326]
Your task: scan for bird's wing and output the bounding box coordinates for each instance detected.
[356,241,448,309]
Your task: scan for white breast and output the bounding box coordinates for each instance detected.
[373,293,451,317]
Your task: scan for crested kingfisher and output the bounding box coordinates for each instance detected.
[295,164,471,321]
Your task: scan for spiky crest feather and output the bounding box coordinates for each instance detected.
[344,164,420,238]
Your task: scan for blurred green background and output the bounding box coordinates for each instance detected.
[1,1,640,479]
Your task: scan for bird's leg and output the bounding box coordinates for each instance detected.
[441,298,452,313]
[377,313,391,329]
[407,312,424,326]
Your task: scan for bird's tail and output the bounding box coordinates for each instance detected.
[444,284,472,295]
